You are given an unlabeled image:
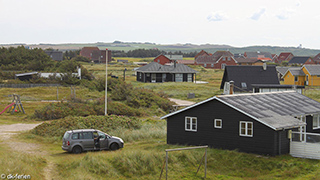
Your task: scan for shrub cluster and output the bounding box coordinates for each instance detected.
[31,115,141,138]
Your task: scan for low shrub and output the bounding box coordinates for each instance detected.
[31,115,142,138]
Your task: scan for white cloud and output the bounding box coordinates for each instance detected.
[207,11,228,22]
[250,8,266,20]
[295,0,301,6]
[276,8,296,20]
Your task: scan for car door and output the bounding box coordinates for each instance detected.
[81,132,94,150]
[98,131,108,150]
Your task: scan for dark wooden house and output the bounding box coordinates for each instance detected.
[161,91,320,155]
[135,62,197,83]
[45,50,63,61]
[220,65,280,92]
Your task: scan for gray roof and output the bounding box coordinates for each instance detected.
[288,56,311,64]
[45,50,63,61]
[289,68,305,76]
[15,72,38,77]
[135,62,197,73]
[303,65,320,75]
[161,91,320,130]
[245,51,273,59]
[276,66,290,76]
[165,55,183,60]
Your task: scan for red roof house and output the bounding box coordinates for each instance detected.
[277,52,294,64]
[194,50,237,69]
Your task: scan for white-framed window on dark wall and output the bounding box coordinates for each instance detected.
[214,119,222,128]
[185,117,197,132]
[239,121,253,137]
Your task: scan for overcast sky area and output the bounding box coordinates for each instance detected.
[1,0,320,49]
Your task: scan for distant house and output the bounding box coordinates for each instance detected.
[135,62,197,83]
[220,65,280,92]
[244,51,273,61]
[195,50,237,69]
[153,54,183,65]
[235,57,265,66]
[176,60,195,65]
[80,47,100,59]
[313,53,320,64]
[161,91,320,155]
[288,56,315,66]
[45,50,63,61]
[277,52,294,64]
[272,54,278,63]
[301,65,320,86]
[282,67,305,86]
[80,47,111,63]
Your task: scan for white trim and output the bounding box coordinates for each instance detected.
[239,121,253,137]
[214,119,222,128]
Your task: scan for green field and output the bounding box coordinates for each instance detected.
[1,62,320,179]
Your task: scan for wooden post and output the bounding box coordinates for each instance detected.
[166,151,168,180]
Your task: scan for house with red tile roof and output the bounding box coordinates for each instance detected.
[194,50,237,69]
[80,47,111,63]
[313,53,320,64]
[153,54,183,65]
[80,47,100,59]
[244,51,273,61]
[277,52,294,64]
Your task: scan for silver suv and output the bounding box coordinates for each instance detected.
[62,129,124,154]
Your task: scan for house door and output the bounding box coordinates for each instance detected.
[306,75,309,86]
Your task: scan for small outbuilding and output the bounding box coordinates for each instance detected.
[161,91,320,155]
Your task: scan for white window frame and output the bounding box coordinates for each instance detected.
[187,74,192,82]
[175,73,183,82]
[214,119,222,128]
[185,117,197,132]
[239,121,253,137]
[313,114,320,129]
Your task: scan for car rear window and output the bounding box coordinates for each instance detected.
[63,132,71,139]
[72,133,79,139]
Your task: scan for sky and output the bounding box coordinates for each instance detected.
[1,0,320,49]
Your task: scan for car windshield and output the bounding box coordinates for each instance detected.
[97,131,106,139]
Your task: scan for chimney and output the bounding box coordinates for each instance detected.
[229,81,234,95]
[263,63,267,70]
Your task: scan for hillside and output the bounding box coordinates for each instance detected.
[1,41,320,56]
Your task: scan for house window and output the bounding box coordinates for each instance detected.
[187,74,192,82]
[221,63,226,70]
[151,74,156,83]
[214,119,222,128]
[228,57,231,61]
[139,73,142,80]
[158,59,160,63]
[185,117,197,132]
[294,76,298,82]
[162,74,166,82]
[146,73,150,77]
[175,73,183,82]
[211,64,214,67]
[313,114,320,129]
[204,64,207,67]
[241,82,247,88]
[239,121,253,137]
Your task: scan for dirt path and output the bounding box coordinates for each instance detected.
[0,123,54,180]
[169,98,196,106]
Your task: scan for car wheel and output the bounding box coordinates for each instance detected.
[110,143,119,151]
[72,146,82,154]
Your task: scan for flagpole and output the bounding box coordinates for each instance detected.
[105,49,108,116]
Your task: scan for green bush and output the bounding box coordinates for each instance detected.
[31,115,142,138]
[33,102,97,120]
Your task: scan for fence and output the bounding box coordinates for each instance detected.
[0,84,60,88]
[160,145,208,180]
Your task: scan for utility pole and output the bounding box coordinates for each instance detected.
[105,49,108,116]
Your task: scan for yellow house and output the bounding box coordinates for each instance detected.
[302,65,320,86]
[283,68,305,85]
